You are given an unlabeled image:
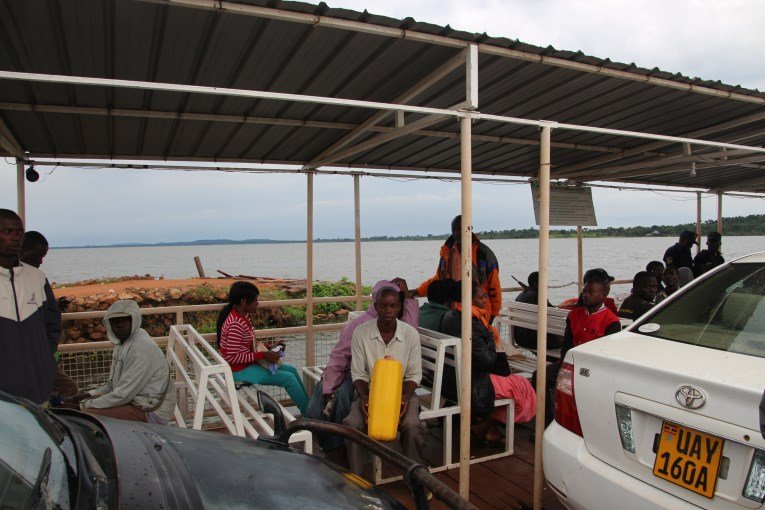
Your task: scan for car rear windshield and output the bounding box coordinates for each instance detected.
[640,263,765,358]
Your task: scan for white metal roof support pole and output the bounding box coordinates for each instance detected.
[458,115,473,500]
[306,172,315,371]
[696,192,702,255]
[717,193,723,234]
[16,159,25,226]
[354,174,362,310]
[459,43,478,500]
[533,125,552,510]
[577,226,583,294]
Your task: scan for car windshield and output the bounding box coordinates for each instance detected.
[0,398,73,509]
[639,262,765,358]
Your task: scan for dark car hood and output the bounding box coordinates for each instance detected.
[93,416,405,509]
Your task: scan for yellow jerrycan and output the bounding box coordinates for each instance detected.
[367,357,403,441]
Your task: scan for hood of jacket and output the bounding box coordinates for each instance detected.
[103,300,142,345]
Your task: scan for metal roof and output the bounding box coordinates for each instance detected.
[1,0,764,192]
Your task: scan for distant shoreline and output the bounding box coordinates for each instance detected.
[51,234,643,249]
[51,213,764,249]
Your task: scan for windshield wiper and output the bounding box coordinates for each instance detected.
[27,447,52,508]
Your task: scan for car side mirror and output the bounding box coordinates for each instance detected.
[257,391,287,439]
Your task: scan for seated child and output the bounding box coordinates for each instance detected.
[537,277,621,427]
[655,266,680,303]
[559,268,618,315]
[618,271,658,321]
[217,281,308,415]
[561,278,622,361]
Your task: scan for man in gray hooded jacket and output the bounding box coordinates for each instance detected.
[68,300,175,423]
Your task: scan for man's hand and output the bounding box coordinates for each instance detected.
[391,277,409,297]
[264,351,281,364]
[64,392,92,404]
[399,396,409,418]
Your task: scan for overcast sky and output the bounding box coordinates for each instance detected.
[1,0,764,246]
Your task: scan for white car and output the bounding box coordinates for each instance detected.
[544,252,765,510]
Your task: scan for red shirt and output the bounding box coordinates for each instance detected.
[567,306,620,347]
[219,309,264,372]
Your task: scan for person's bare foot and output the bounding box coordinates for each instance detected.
[484,425,506,445]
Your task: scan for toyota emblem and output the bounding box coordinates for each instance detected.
[675,385,706,409]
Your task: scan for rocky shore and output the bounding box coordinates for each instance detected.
[55,275,355,344]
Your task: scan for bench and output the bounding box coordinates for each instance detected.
[495,301,632,372]
[166,325,311,453]
[495,301,568,360]
[302,320,514,482]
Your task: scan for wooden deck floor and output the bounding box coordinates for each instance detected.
[379,424,565,510]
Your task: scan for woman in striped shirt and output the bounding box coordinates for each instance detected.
[216,281,309,414]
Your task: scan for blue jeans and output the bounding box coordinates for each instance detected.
[232,363,309,415]
[304,377,355,451]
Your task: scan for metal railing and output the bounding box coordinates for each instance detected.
[58,295,371,398]
[57,280,633,396]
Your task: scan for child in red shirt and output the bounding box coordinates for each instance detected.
[560,279,621,361]
[216,281,308,414]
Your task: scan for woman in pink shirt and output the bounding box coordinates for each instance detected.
[216,281,308,414]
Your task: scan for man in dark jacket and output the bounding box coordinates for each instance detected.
[663,230,698,270]
[0,209,61,404]
[693,231,725,276]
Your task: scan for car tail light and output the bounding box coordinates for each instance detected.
[743,448,765,503]
[555,362,582,436]
[615,404,635,453]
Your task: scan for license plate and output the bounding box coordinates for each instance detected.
[653,422,724,499]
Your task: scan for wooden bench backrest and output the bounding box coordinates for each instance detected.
[496,301,569,337]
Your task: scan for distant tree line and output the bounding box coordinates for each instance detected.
[63,214,765,248]
[358,214,765,241]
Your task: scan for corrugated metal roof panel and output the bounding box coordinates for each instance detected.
[1,0,764,193]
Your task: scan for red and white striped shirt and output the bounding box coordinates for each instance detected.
[218,308,264,372]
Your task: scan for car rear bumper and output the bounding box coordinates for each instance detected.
[543,421,702,510]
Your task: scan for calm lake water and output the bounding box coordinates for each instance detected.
[44,236,764,303]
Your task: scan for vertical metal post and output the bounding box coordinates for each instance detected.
[576,225,583,294]
[16,159,25,225]
[717,192,723,234]
[533,125,552,510]
[458,115,473,499]
[306,172,315,367]
[353,174,363,310]
[696,192,702,255]
[459,43,478,500]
